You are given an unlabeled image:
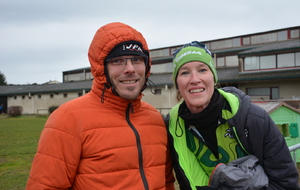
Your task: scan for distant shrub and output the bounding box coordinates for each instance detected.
[48,106,59,114]
[7,106,23,117]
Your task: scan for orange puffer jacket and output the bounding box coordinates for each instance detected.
[26,22,175,190]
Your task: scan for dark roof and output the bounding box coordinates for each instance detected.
[239,39,300,55]
[0,80,92,95]
[1,66,299,96]
[62,67,90,73]
[149,67,300,85]
[216,67,239,81]
[218,67,300,82]
[0,74,173,96]
[152,56,173,65]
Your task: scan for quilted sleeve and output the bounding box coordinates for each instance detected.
[26,107,81,190]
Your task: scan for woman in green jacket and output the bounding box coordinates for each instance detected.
[165,41,299,189]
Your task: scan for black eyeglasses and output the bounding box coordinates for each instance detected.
[106,56,147,67]
[173,41,212,57]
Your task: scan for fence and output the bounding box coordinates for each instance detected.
[289,143,300,165]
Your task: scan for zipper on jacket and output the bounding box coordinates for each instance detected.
[126,103,149,190]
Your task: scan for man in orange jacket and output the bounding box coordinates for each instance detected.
[26,22,175,190]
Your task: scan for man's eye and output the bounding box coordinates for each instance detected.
[199,69,207,73]
[133,57,144,63]
[111,58,123,64]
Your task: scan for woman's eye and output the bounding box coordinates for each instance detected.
[180,71,189,75]
[199,69,207,73]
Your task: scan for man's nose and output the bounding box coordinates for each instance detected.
[124,59,135,73]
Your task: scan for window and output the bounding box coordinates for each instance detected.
[244,57,259,70]
[247,87,270,96]
[276,124,290,137]
[260,55,276,69]
[271,87,279,99]
[14,96,17,100]
[278,31,287,41]
[290,29,300,38]
[22,95,25,99]
[211,39,233,50]
[65,73,85,82]
[150,49,170,58]
[232,38,241,47]
[217,57,225,67]
[216,56,238,67]
[50,94,54,98]
[151,63,172,73]
[296,52,300,66]
[247,87,279,100]
[278,53,294,68]
[78,93,82,97]
[38,95,41,99]
[225,56,238,66]
[85,72,93,80]
[251,33,277,44]
[244,52,300,71]
[243,37,250,45]
[154,89,162,95]
[63,94,68,98]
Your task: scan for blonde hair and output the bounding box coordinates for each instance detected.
[176,90,182,102]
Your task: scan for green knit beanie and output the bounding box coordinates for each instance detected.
[172,42,218,87]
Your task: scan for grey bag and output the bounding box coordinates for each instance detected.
[209,155,269,190]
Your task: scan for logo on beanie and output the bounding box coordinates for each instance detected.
[122,44,144,54]
[175,50,202,63]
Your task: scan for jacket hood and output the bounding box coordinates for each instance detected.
[88,22,151,101]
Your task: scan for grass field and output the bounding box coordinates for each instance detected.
[0,115,47,190]
[0,114,298,189]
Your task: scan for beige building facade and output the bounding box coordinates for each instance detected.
[0,26,300,114]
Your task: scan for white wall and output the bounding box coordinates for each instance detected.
[7,91,85,114]
[142,85,179,116]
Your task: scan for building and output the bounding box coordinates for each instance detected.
[254,101,300,162]
[0,81,92,114]
[144,25,300,115]
[0,26,299,115]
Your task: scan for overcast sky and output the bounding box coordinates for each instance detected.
[1,0,300,85]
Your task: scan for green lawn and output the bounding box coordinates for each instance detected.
[0,115,47,190]
[0,114,298,189]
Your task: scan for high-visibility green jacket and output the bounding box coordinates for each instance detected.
[166,87,299,190]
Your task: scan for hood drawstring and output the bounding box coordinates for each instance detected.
[175,116,184,137]
[101,83,110,103]
[147,79,157,94]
